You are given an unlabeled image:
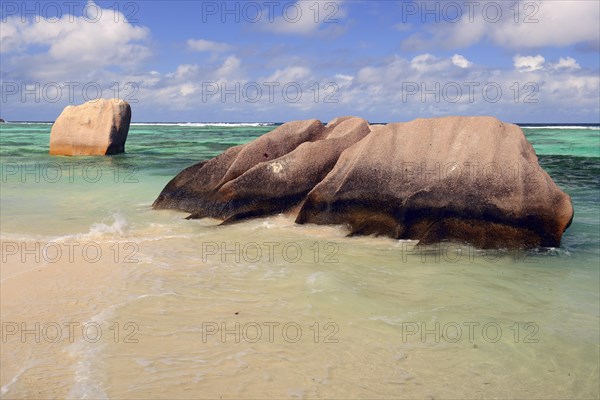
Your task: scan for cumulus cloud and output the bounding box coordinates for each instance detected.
[115,56,247,111]
[215,56,244,81]
[334,74,354,81]
[452,54,473,68]
[77,51,596,122]
[187,39,233,52]
[264,66,312,83]
[513,55,545,72]
[410,54,454,74]
[552,57,581,71]
[178,84,198,97]
[346,53,599,121]
[401,18,486,51]
[167,64,200,79]
[356,56,409,84]
[400,0,600,51]
[0,2,150,84]
[1,0,597,124]
[0,2,149,77]
[490,1,600,49]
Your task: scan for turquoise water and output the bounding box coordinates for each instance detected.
[1,122,598,258]
[1,122,599,398]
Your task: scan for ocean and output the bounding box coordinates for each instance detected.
[1,122,599,398]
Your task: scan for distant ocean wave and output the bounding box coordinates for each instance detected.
[4,121,598,130]
[519,125,600,130]
[4,122,599,132]
[3,121,53,125]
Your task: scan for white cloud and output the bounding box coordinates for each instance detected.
[0,1,150,80]
[334,74,354,81]
[215,56,244,81]
[356,56,409,84]
[124,52,596,121]
[264,66,311,83]
[513,55,545,72]
[347,53,599,122]
[552,57,581,71]
[452,54,473,69]
[167,64,199,79]
[410,54,451,73]
[1,0,597,124]
[0,18,21,53]
[187,39,232,52]
[179,84,198,96]
[490,1,600,49]
[400,0,600,51]
[401,14,486,51]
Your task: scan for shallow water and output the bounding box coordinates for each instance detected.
[1,122,598,398]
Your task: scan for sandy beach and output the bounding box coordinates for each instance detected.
[1,0,599,397]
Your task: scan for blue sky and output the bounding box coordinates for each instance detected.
[1,0,599,122]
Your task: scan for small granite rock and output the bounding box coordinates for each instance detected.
[49,99,131,156]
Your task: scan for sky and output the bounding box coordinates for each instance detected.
[1,0,599,123]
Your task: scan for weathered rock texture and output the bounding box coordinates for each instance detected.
[50,99,131,156]
[154,116,573,249]
[153,117,371,221]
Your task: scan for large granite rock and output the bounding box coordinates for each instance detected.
[153,117,372,221]
[154,116,573,249]
[214,117,371,223]
[297,116,573,248]
[49,99,131,156]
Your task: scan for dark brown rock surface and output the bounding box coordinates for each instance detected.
[153,119,328,218]
[153,116,573,249]
[297,116,573,248]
